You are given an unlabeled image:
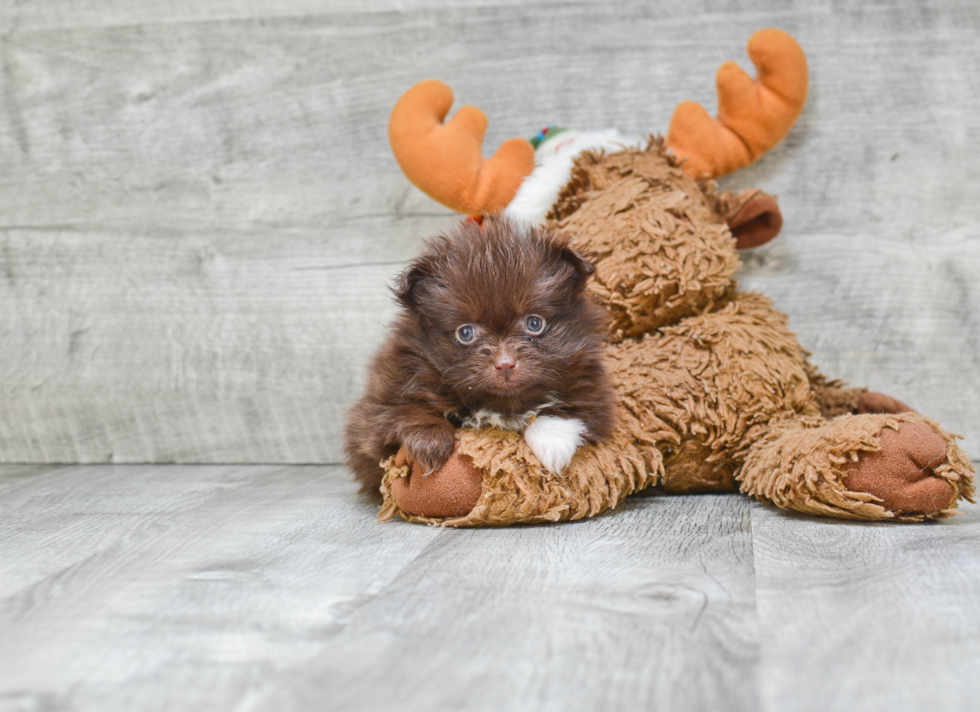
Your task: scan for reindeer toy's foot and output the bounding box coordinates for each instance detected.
[740,412,975,521]
[842,420,960,514]
[386,446,483,520]
[835,393,969,514]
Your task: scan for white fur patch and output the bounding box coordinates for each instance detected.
[523,415,587,474]
[503,129,645,225]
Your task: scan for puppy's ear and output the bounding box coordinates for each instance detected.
[557,245,595,295]
[394,252,448,311]
[393,258,433,310]
[560,246,595,278]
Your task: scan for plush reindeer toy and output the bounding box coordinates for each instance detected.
[360,29,974,526]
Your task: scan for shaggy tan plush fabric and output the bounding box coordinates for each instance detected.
[550,139,740,340]
[379,415,663,526]
[378,143,975,526]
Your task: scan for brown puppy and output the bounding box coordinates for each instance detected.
[345,217,617,495]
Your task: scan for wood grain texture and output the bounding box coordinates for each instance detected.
[0,0,532,32]
[0,0,977,461]
[739,231,980,448]
[262,494,760,712]
[3,464,979,711]
[0,465,759,712]
[0,226,408,462]
[0,464,441,710]
[752,500,980,712]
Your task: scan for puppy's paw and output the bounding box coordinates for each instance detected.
[402,425,456,476]
[524,416,586,474]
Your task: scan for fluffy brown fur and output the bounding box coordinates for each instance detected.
[345,217,617,495]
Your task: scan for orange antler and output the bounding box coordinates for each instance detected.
[666,29,808,179]
[388,80,535,215]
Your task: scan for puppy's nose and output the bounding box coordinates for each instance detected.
[494,355,517,373]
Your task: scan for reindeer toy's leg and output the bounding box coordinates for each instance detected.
[737,387,975,520]
[610,287,974,522]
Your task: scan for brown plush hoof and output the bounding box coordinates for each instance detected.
[857,392,915,415]
[843,422,956,514]
[390,446,483,519]
[729,193,782,249]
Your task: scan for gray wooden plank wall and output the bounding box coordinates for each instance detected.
[1,0,978,463]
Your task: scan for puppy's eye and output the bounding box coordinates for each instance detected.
[524,315,546,336]
[455,324,476,344]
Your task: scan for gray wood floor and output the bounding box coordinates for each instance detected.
[1,463,979,712]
